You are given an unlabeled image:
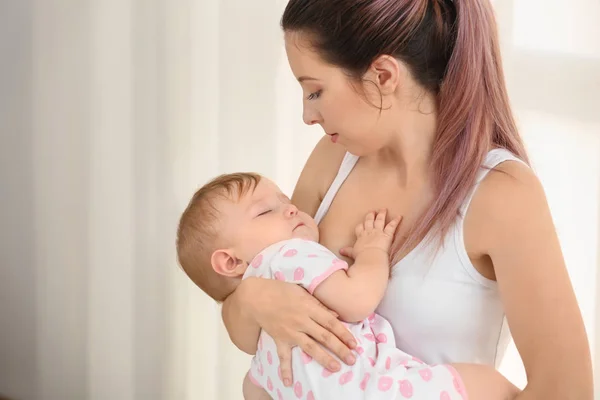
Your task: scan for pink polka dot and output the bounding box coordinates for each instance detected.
[251,254,263,268]
[293,267,305,280]
[301,351,312,364]
[419,367,433,381]
[368,313,376,323]
[267,351,273,365]
[360,373,371,391]
[274,271,285,281]
[369,357,376,367]
[277,388,283,400]
[385,357,391,370]
[398,380,414,398]
[308,254,318,258]
[307,391,315,400]
[267,377,273,391]
[283,249,298,257]
[294,381,303,398]
[277,366,282,381]
[378,376,393,392]
[363,333,376,342]
[376,333,388,343]
[356,346,364,355]
[440,392,451,400]
[339,371,354,385]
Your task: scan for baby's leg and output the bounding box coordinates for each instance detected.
[451,363,520,400]
[242,371,271,400]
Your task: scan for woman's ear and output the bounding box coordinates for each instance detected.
[211,249,248,277]
[369,55,403,96]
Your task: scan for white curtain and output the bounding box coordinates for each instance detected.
[0,1,598,399]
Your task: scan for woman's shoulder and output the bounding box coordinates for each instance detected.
[466,158,548,252]
[476,159,544,212]
[292,135,347,216]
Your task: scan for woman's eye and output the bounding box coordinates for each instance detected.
[306,90,322,101]
[257,210,272,217]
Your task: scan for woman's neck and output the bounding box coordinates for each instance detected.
[365,102,438,188]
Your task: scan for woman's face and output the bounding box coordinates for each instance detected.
[284,31,394,156]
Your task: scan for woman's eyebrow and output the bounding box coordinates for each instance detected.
[298,76,320,82]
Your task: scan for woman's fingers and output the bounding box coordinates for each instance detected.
[298,334,342,373]
[311,308,356,358]
[315,302,357,349]
[275,342,294,387]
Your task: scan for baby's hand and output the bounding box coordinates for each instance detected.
[340,209,401,259]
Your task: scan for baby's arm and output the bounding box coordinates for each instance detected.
[313,209,400,323]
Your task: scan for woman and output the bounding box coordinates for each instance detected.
[223,0,593,398]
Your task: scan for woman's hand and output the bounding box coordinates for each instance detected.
[244,277,357,387]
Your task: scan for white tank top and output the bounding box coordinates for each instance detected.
[314,148,525,368]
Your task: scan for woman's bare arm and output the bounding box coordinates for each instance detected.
[222,279,262,355]
[472,161,593,399]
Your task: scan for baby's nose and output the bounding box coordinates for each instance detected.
[284,204,298,217]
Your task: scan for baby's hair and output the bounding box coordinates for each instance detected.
[176,172,262,302]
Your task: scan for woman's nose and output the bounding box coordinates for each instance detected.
[302,106,321,126]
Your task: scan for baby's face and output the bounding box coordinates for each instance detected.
[219,178,319,263]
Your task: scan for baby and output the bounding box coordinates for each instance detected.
[176,172,519,400]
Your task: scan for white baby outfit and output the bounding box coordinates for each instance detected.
[244,238,467,400]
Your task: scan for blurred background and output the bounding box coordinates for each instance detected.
[1,0,599,399]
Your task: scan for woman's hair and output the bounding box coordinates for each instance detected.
[282,0,529,262]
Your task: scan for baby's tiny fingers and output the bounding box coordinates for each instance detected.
[355,223,364,238]
[339,246,355,260]
[374,209,387,230]
[364,211,375,230]
[384,216,403,235]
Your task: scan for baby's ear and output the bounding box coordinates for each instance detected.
[211,249,247,277]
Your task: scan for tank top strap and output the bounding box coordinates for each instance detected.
[314,152,359,224]
[460,148,527,215]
